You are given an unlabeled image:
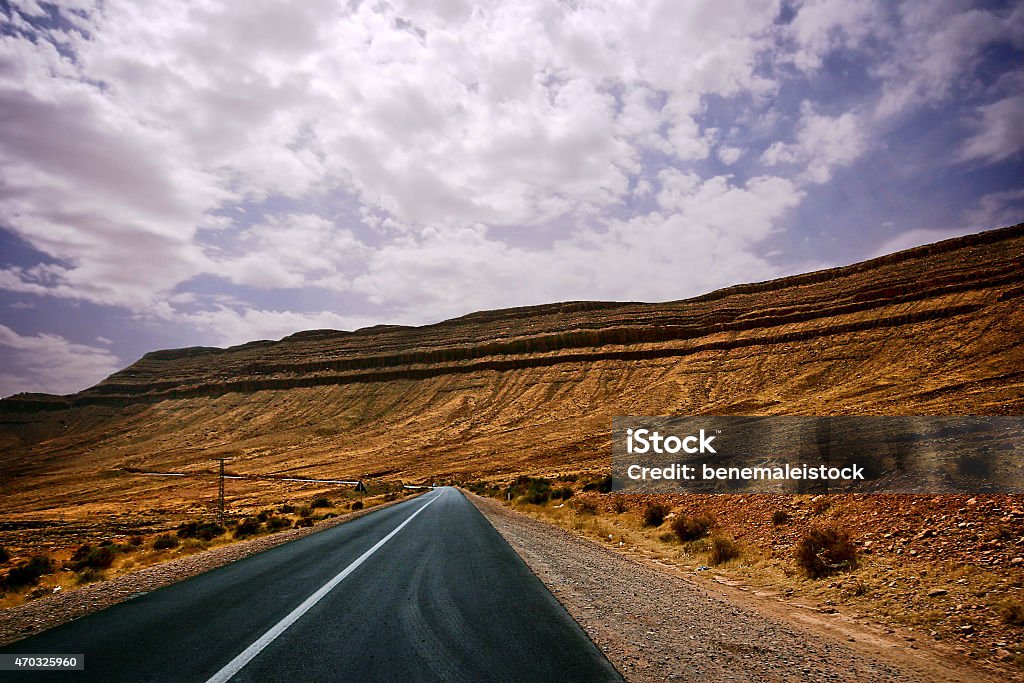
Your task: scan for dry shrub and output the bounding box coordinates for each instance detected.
[999,598,1024,626]
[152,534,179,550]
[708,536,741,565]
[672,513,715,541]
[643,503,670,527]
[795,525,858,578]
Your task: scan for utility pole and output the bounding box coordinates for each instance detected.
[214,458,230,520]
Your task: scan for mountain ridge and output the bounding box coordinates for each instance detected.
[3,223,1022,413]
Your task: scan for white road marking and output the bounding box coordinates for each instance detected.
[204,489,445,683]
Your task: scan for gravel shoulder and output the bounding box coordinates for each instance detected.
[468,493,1006,683]
[0,495,422,646]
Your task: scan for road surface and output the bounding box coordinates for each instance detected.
[0,488,621,682]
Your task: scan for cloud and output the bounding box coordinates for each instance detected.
[873,2,1024,118]
[960,188,1024,230]
[216,213,367,292]
[0,324,121,396]
[761,105,868,184]
[958,94,1024,165]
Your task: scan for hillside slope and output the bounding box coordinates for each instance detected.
[0,224,1022,516]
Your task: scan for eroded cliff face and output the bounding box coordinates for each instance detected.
[1,225,1022,514]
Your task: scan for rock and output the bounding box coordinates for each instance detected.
[1010,557,1023,566]
[927,588,948,597]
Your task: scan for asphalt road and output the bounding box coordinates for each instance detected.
[0,488,621,682]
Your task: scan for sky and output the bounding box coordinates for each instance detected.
[0,0,1022,397]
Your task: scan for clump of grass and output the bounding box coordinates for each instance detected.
[708,536,741,565]
[2,555,53,588]
[296,506,312,518]
[612,498,628,514]
[998,598,1024,626]
[672,513,715,541]
[68,545,115,571]
[128,535,145,547]
[266,516,292,531]
[278,503,296,514]
[551,486,574,500]
[177,521,226,541]
[574,499,598,515]
[658,531,676,543]
[510,476,552,504]
[795,525,858,578]
[310,496,331,509]
[772,510,790,525]
[233,517,262,538]
[152,534,179,550]
[350,501,364,511]
[643,503,670,527]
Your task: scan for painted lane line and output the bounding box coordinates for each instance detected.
[204,490,444,683]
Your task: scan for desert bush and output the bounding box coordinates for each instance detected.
[128,535,145,547]
[76,567,105,584]
[152,534,179,550]
[643,503,670,527]
[69,545,115,571]
[551,486,574,500]
[0,546,8,563]
[176,522,199,538]
[350,501,364,511]
[772,510,790,525]
[672,513,715,541]
[999,598,1024,626]
[294,517,315,528]
[509,476,552,504]
[4,555,54,588]
[234,517,262,538]
[612,497,628,513]
[310,496,331,509]
[296,506,312,518]
[196,522,226,541]
[256,510,273,523]
[278,503,296,514]
[708,536,741,565]
[795,525,858,578]
[266,516,292,531]
[811,498,831,515]
[658,532,676,543]
[177,521,225,540]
